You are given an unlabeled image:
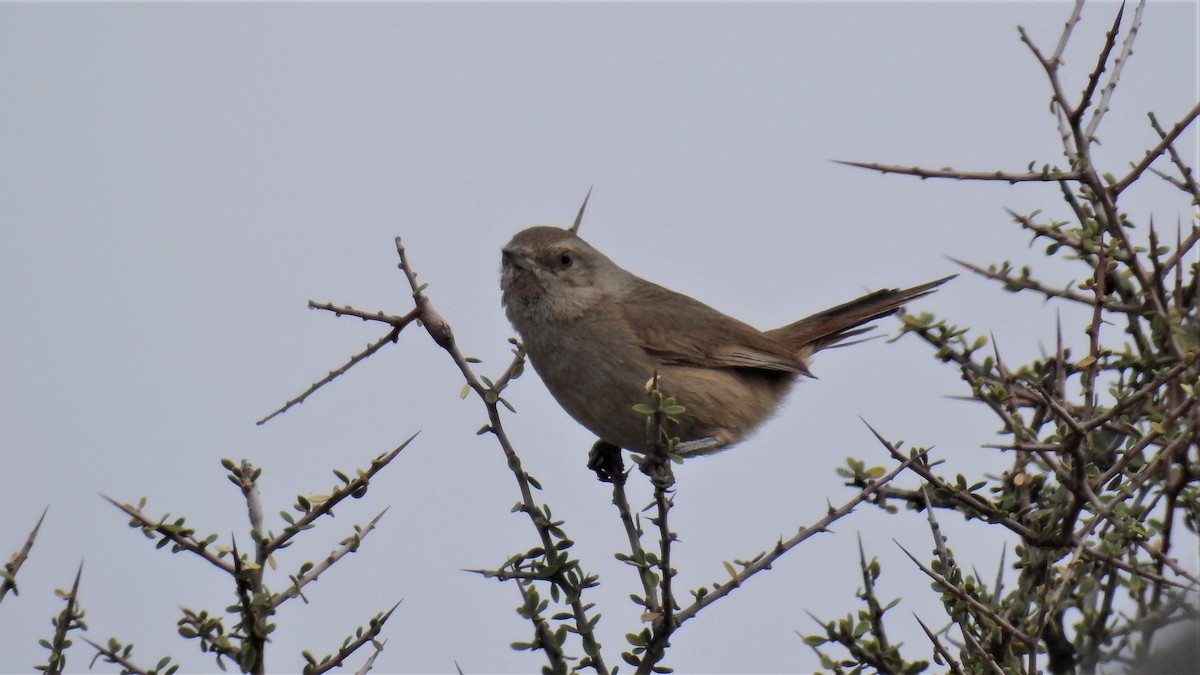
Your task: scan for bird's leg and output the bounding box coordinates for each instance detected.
[587,439,625,483]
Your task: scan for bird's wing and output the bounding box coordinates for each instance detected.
[619,280,809,374]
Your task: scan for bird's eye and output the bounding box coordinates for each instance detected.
[559,251,574,267]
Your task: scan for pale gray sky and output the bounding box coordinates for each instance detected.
[2,2,1197,673]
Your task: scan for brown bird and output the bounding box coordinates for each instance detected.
[500,194,951,462]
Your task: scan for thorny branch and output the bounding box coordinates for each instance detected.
[676,450,923,628]
[391,237,609,673]
[241,6,1198,672]
[1,507,46,604]
[822,1,1200,671]
[99,444,407,674]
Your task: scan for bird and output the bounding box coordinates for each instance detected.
[500,192,951,467]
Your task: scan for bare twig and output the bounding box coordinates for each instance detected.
[915,614,965,675]
[1147,112,1200,206]
[896,543,1037,646]
[1082,1,1141,140]
[84,638,160,675]
[962,628,1008,675]
[834,159,1082,184]
[354,639,386,675]
[304,602,400,675]
[103,496,236,575]
[1072,1,1123,127]
[949,256,1139,313]
[258,324,405,425]
[673,450,921,627]
[1051,0,1085,64]
[1,507,46,603]
[264,437,413,555]
[1018,19,1083,163]
[309,301,414,325]
[609,471,663,618]
[271,508,389,608]
[1114,100,1200,196]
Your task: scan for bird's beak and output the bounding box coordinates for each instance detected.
[502,247,534,271]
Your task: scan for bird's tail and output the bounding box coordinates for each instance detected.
[765,275,954,362]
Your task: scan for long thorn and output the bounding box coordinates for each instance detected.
[569,186,593,234]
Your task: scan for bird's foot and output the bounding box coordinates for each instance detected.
[587,440,625,483]
[638,452,676,490]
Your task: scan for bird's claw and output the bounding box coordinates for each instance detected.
[588,440,624,483]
